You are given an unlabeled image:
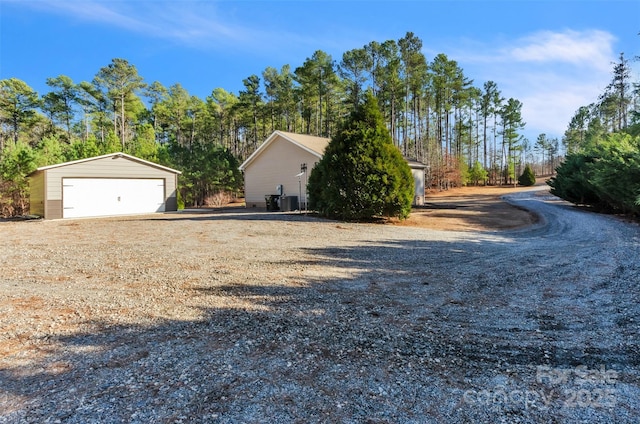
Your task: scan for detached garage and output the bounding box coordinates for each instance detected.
[29,152,181,219]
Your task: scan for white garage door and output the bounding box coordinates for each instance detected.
[63,178,165,218]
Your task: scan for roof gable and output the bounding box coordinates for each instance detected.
[238,131,426,172]
[405,159,428,169]
[33,152,182,175]
[239,131,329,171]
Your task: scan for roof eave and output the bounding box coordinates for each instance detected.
[277,132,326,158]
[31,152,182,175]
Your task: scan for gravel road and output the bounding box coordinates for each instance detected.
[1,187,639,423]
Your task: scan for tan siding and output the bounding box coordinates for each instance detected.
[243,136,320,208]
[411,168,425,205]
[28,171,45,216]
[165,174,178,211]
[46,200,62,219]
[412,168,424,196]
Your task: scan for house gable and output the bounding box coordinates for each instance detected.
[239,131,328,171]
[242,134,324,207]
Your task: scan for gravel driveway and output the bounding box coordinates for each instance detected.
[1,187,639,423]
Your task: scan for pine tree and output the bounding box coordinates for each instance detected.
[0,78,40,147]
[94,58,146,150]
[308,91,413,220]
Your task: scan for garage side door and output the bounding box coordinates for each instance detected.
[63,178,165,218]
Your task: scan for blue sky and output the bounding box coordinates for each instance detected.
[1,0,639,142]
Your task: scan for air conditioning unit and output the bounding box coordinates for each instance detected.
[280,196,299,212]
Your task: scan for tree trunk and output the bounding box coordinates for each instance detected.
[120,94,126,150]
[482,114,487,170]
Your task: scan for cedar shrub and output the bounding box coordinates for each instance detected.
[518,164,536,186]
[308,92,413,220]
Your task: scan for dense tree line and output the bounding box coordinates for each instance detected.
[550,52,640,215]
[1,32,534,216]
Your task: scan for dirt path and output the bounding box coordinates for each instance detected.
[398,181,546,232]
[1,185,639,423]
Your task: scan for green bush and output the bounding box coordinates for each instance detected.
[548,153,600,206]
[469,161,488,186]
[308,92,414,220]
[0,141,37,216]
[588,133,640,214]
[548,133,640,215]
[518,164,536,186]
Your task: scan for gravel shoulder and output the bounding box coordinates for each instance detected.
[1,187,639,423]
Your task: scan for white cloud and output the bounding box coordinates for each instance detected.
[19,0,314,54]
[453,29,617,140]
[519,81,602,139]
[506,30,615,72]
[22,0,251,46]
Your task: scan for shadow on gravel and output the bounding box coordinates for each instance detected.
[2,235,639,422]
[122,210,325,224]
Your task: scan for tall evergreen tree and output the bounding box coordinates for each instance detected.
[262,66,280,133]
[294,50,339,137]
[94,58,146,150]
[376,40,403,147]
[77,80,110,144]
[238,74,262,152]
[43,75,79,142]
[563,106,591,154]
[605,53,632,131]
[534,133,549,175]
[500,98,525,184]
[308,91,413,220]
[207,88,239,154]
[144,81,168,140]
[0,78,40,147]
[481,81,499,168]
[339,47,372,108]
[398,31,428,157]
